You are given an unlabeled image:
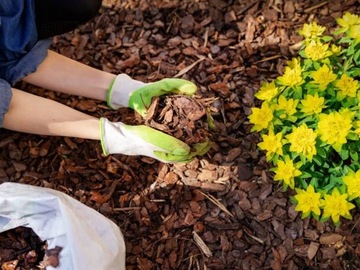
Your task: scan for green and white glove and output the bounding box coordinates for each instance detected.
[107,74,197,116]
[100,118,209,163]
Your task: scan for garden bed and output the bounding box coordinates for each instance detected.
[1,0,360,269]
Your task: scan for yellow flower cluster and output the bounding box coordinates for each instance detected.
[278,58,304,87]
[311,65,336,91]
[317,110,354,152]
[286,124,317,161]
[248,102,273,132]
[295,185,355,224]
[305,41,332,61]
[337,12,360,40]
[273,156,301,189]
[248,13,360,225]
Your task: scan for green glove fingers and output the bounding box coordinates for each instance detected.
[154,138,211,163]
[122,124,191,156]
[190,139,212,157]
[153,152,194,163]
[129,78,197,116]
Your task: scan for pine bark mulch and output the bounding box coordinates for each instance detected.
[1,0,360,269]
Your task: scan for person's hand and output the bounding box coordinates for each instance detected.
[100,118,210,163]
[106,74,197,116]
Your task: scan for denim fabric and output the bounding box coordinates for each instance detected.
[3,39,51,85]
[0,1,37,55]
[0,0,51,127]
[0,79,12,127]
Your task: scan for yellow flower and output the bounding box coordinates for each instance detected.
[278,58,304,87]
[311,65,337,91]
[330,44,342,55]
[343,170,360,200]
[294,185,322,218]
[286,123,317,161]
[300,93,325,115]
[273,156,302,189]
[335,74,359,99]
[287,58,300,69]
[258,129,284,160]
[349,24,360,40]
[317,109,354,152]
[248,102,273,132]
[298,22,326,40]
[304,40,332,61]
[275,95,299,119]
[321,188,355,224]
[255,81,278,101]
[336,12,360,31]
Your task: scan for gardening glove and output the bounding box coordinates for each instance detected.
[100,118,209,163]
[107,74,197,117]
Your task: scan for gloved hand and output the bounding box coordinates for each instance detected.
[100,118,210,163]
[106,74,197,116]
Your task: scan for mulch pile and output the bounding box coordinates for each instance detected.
[1,0,360,269]
[0,227,62,270]
[143,95,210,147]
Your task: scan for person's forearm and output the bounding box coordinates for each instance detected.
[23,50,116,101]
[3,88,100,140]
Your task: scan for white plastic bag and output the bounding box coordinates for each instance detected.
[0,182,126,270]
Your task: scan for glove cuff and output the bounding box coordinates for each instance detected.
[106,74,146,110]
[99,118,109,155]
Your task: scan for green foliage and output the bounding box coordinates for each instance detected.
[248,12,360,225]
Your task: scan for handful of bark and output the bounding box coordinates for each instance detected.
[143,95,210,148]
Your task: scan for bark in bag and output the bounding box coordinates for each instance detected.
[0,182,126,270]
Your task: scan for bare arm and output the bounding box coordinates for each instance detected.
[3,88,100,140]
[23,50,116,101]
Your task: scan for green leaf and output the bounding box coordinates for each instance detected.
[327,86,336,97]
[340,149,349,160]
[313,155,324,166]
[293,86,303,99]
[309,178,319,189]
[355,198,360,208]
[300,154,307,165]
[354,49,360,65]
[320,215,330,223]
[350,151,359,162]
[346,45,355,56]
[317,146,327,158]
[298,178,309,190]
[333,28,347,36]
[321,36,333,42]
[299,171,312,179]
[273,118,284,126]
[313,61,321,70]
[347,68,360,77]
[339,37,353,44]
[347,132,359,141]
[290,196,298,205]
[312,212,320,221]
[339,184,347,194]
[322,177,336,191]
[206,108,216,130]
[299,50,307,58]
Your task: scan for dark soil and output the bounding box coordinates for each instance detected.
[1,0,360,269]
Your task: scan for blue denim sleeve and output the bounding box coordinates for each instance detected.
[0,0,51,127]
[0,0,51,85]
[0,79,12,127]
